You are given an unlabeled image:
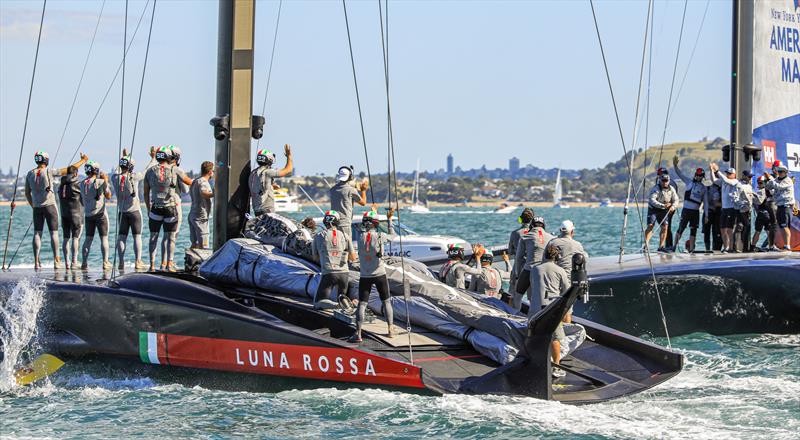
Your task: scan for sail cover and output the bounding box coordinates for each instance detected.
[751,0,800,248]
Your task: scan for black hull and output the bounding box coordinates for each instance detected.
[578,253,800,336]
[0,270,681,403]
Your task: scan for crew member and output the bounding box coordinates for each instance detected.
[58,165,83,269]
[249,144,293,217]
[752,175,777,251]
[112,151,146,270]
[711,163,742,253]
[702,177,723,251]
[512,215,553,311]
[329,165,369,243]
[508,208,534,292]
[644,174,679,252]
[529,245,570,378]
[672,156,707,252]
[469,248,509,298]
[169,146,190,256]
[350,210,395,343]
[311,210,356,310]
[24,150,88,269]
[143,146,193,271]
[734,170,756,252]
[764,161,796,251]
[545,220,588,273]
[80,160,112,270]
[189,161,215,249]
[657,167,679,248]
[439,243,482,289]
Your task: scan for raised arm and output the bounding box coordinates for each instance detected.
[276,144,293,178]
[672,156,689,184]
[354,180,368,207]
[56,152,88,176]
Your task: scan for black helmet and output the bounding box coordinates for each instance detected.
[323,210,340,228]
[119,155,135,172]
[84,160,101,175]
[446,243,465,259]
[532,216,546,228]
[479,250,494,264]
[155,146,172,162]
[256,149,275,167]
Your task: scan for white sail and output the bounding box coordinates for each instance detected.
[408,158,430,213]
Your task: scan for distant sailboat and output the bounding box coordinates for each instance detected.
[407,158,430,213]
[552,168,570,208]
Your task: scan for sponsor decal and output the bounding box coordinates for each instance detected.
[138,332,424,388]
[787,143,800,171]
[762,140,777,165]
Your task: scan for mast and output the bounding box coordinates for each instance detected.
[729,0,755,177]
[212,0,257,250]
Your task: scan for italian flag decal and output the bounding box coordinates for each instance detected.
[139,331,167,365]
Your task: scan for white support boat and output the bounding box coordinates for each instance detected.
[274,188,301,213]
[493,203,517,214]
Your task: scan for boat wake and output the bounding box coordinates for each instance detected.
[0,278,45,393]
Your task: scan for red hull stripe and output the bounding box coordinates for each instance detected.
[149,333,425,389]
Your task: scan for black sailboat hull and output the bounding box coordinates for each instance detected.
[577,253,800,336]
[0,270,681,403]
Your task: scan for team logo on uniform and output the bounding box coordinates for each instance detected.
[787,143,800,171]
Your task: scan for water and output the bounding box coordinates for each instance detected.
[1,205,798,439]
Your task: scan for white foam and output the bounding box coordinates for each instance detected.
[0,278,46,393]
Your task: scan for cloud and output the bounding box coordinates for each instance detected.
[0,6,125,42]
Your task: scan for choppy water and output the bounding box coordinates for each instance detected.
[1,205,798,439]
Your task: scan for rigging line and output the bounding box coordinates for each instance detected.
[378,0,391,205]
[619,0,653,263]
[1,0,47,270]
[257,0,283,149]
[52,0,107,164]
[637,1,656,246]
[111,0,158,280]
[6,222,33,269]
[666,0,711,128]
[342,0,375,204]
[378,0,412,363]
[656,0,689,168]
[588,0,671,348]
[67,0,152,165]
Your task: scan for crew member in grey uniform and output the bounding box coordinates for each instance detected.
[80,160,112,270]
[350,210,395,343]
[329,165,369,243]
[169,146,190,253]
[311,210,356,310]
[529,244,571,378]
[672,156,707,252]
[439,243,482,289]
[512,215,553,311]
[144,146,193,272]
[710,163,743,253]
[112,151,146,270]
[24,150,88,269]
[545,220,588,274]
[734,170,756,252]
[189,161,215,249]
[58,165,83,269]
[249,145,293,216]
[764,161,796,251]
[468,248,509,298]
[507,207,534,293]
[644,174,679,252]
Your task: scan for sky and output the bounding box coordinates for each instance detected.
[0,0,732,176]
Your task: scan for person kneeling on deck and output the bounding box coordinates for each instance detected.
[249,145,293,217]
[350,211,395,343]
[644,174,679,252]
[311,210,355,310]
[439,243,483,289]
[80,160,112,270]
[469,246,509,298]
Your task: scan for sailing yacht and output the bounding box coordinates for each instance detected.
[552,168,570,208]
[406,159,430,213]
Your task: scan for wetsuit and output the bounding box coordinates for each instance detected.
[311,227,353,305]
[329,181,361,243]
[189,177,213,248]
[58,174,83,265]
[25,166,61,265]
[249,165,280,216]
